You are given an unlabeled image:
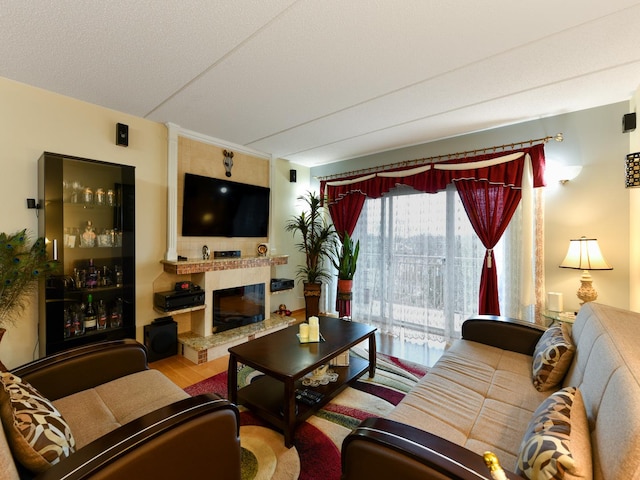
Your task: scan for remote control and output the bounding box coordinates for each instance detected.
[295,389,324,406]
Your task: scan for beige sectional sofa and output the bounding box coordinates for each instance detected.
[342,302,640,479]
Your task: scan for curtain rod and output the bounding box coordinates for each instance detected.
[316,133,563,182]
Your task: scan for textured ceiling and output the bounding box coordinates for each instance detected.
[2,1,640,167]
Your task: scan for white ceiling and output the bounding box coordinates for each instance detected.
[2,1,640,167]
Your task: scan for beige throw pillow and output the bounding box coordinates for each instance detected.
[0,372,75,473]
[532,323,575,391]
[516,387,592,480]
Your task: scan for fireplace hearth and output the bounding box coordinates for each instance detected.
[212,283,266,333]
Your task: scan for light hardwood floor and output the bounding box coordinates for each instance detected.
[150,309,306,389]
[151,310,442,388]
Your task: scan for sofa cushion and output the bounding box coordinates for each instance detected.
[516,387,592,480]
[53,369,189,448]
[532,324,575,391]
[0,372,75,473]
[389,340,548,471]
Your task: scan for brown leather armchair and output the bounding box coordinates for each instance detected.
[5,339,241,480]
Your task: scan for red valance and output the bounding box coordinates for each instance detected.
[321,143,545,204]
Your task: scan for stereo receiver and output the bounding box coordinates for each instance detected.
[154,289,205,312]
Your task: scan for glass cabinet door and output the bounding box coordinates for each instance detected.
[39,152,135,355]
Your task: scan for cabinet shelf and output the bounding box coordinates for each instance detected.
[153,304,206,317]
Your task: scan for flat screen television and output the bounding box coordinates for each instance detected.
[182,173,270,237]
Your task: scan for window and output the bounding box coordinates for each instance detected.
[350,184,526,346]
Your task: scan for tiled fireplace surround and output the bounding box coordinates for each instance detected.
[160,255,294,364]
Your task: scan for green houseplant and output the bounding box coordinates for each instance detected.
[330,232,360,282]
[285,191,336,318]
[0,229,58,369]
[330,232,360,318]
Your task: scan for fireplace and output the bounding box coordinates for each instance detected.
[212,283,266,333]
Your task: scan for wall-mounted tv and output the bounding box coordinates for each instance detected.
[182,173,270,237]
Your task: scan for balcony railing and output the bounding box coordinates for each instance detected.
[353,252,482,340]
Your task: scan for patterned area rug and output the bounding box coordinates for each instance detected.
[184,347,429,480]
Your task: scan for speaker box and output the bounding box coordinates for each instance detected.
[116,122,129,146]
[144,318,177,362]
[623,113,636,133]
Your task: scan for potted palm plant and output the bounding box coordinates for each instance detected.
[285,191,336,318]
[0,229,58,370]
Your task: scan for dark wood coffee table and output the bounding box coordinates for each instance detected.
[227,316,376,447]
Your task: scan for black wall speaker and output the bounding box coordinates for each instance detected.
[116,123,129,146]
[289,169,297,183]
[623,113,636,133]
[144,318,177,362]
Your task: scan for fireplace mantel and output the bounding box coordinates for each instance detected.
[161,255,288,275]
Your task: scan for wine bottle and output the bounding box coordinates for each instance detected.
[84,294,97,332]
[72,303,84,336]
[97,299,108,330]
[63,308,72,338]
[86,258,98,288]
[110,297,123,328]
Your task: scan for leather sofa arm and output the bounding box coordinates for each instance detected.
[342,417,524,480]
[11,339,149,401]
[462,315,546,356]
[35,394,241,480]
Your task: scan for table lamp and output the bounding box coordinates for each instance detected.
[559,237,612,305]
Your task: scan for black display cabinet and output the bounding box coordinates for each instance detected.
[38,152,135,356]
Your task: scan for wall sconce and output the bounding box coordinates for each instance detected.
[559,236,612,305]
[625,152,640,188]
[545,165,582,185]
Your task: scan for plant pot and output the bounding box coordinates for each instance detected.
[303,282,322,319]
[336,279,353,319]
[337,279,353,294]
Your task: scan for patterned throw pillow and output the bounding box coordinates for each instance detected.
[0,372,75,473]
[516,387,592,480]
[532,323,575,391]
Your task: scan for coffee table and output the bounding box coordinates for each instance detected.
[227,316,376,447]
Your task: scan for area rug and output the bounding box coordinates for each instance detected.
[184,347,429,480]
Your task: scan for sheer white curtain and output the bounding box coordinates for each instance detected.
[349,182,541,347]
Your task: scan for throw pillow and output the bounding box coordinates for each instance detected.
[0,372,75,473]
[532,323,575,391]
[516,387,592,480]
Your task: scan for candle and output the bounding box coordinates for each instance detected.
[299,323,309,341]
[309,323,320,342]
[308,316,319,326]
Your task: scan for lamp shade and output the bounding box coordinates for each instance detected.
[559,237,612,270]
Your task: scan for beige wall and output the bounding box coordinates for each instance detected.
[269,158,311,314]
[0,77,167,368]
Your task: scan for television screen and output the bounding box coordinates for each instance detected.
[182,173,270,237]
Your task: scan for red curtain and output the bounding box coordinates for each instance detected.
[455,180,522,315]
[327,191,366,317]
[320,143,545,316]
[328,192,366,240]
